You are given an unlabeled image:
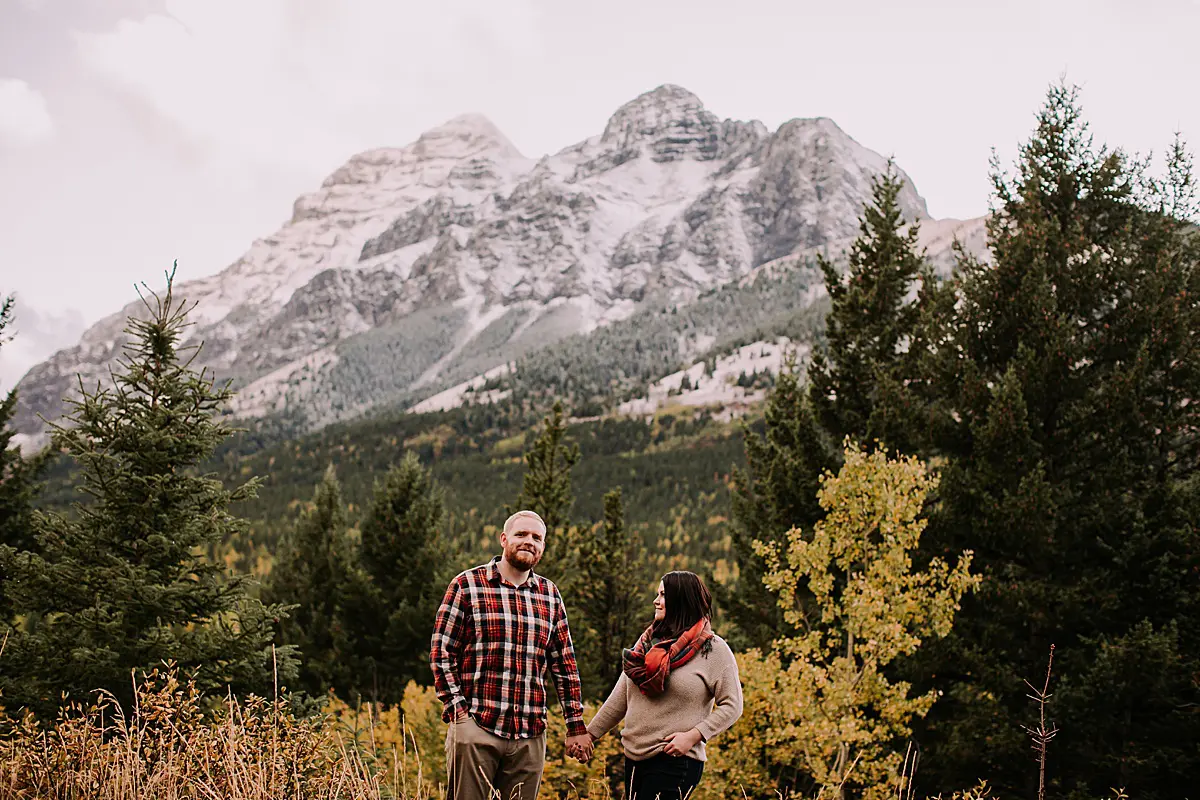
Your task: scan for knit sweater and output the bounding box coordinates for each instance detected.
[586,635,743,762]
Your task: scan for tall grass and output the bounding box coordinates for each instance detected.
[0,664,435,800]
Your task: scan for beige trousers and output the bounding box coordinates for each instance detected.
[444,716,546,800]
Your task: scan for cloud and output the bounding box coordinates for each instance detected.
[0,79,55,147]
[72,0,543,174]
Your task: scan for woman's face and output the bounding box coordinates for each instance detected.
[653,581,666,621]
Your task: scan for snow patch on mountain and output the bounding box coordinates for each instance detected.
[619,338,805,418]
[410,363,513,414]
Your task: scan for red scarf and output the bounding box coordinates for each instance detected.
[622,618,714,697]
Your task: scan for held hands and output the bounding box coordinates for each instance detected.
[662,728,702,757]
[566,732,595,763]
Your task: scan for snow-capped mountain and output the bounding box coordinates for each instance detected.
[12,84,985,445]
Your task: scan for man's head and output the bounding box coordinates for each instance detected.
[500,510,547,572]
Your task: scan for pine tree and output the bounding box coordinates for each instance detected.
[573,488,650,699]
[911,83,1200,799]
[262,465,358,699]
[0,294,47,623]
[509,399,581,579]
[809,160,933,455]
[350,450,448,705]
[726,357,832,650]
[0,268,295,718]
[727,166,934,652]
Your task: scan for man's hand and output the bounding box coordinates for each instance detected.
[566,733,594,763]
[662,728,702,757]
[453,708,469,722]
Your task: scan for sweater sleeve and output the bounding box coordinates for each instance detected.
[586,673,630,740]
[695,643,743,742]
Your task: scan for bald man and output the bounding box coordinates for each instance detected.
[430,510,592,800]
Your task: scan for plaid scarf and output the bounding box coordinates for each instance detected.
[621,617,714,697]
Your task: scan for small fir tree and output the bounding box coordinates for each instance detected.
[350,450,448,705]
[508,399,581,579]
[0,294,48,623]
[573,488,650,699]
[262,464,358,699]
[726,355,833,650]
[0,268,295,718]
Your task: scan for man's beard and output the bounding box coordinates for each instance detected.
[505,545,541,570]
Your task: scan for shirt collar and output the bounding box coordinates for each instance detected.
[488,555,539,590]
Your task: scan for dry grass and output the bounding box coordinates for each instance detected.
[0,664,436,800]
[0,641,1111,800]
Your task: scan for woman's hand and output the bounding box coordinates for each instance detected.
[662,728,702,757]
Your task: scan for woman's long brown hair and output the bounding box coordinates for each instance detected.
[651,570,712,640]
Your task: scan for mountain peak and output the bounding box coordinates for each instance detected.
[601,84,712,143]
[414,112,524,161]
[592,83,751,165]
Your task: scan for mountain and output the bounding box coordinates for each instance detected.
[11,84,985,448]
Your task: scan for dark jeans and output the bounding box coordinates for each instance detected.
[625,752,705,800]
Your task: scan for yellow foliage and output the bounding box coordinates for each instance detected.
[693,650,782,799]
[404,425,456,458]
[323,681,447,797]
[751,441,980,800]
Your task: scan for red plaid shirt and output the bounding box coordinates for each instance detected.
[430,556,587,739]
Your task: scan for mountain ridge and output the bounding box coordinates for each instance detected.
[12,83,986,449]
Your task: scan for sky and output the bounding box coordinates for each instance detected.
[0,0,1198,390]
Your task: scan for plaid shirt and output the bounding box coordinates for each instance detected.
[430,556,587,739]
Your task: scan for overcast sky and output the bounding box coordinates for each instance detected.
[1,0,1198,390]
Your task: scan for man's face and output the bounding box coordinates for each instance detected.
[501,520,545,571]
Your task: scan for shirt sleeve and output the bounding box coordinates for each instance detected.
[586,672,630,741]
[696,642,744,742]
[430,575,471,722]
[545,584,588,737]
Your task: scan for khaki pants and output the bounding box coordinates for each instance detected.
[444,716,546,800]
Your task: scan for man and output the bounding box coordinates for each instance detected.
[431,509,593,800]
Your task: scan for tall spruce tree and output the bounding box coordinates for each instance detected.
[726,359,832,650]
[262,465,358,699]
[573,488,650,699]
[727,165,932,651]
[809,161,933,455]
[910,84,1200,799]
[350,450,448,705]
[509,399,581,579]
[0,269,295,718]
[0,294,47,623]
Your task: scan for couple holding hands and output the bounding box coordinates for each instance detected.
[430,510,743,800]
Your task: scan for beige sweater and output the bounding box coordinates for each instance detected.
[586,635,743,762]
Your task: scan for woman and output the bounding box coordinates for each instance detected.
[586,571,743,800]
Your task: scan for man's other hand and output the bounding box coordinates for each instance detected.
[566,733,594,762]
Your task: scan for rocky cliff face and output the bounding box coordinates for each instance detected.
[12,84,984,445]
